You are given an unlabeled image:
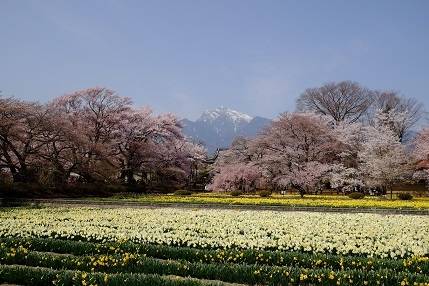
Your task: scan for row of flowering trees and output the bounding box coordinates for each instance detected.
[0,87,206,189]
[210,81,428,196]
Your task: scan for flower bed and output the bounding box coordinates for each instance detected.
[0,237,429,285]
[0,207,428,258]
[1,207,429,285]
[109,194,429,209]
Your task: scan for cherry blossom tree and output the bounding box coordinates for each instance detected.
[113,104,207,188]
[253,113,341,197]
[52,87,132,183]
[34,104,85,185]
[358,125,410,198]
[0,87,207,191]
[147,137,207,189]
[330,164,364,193]
[115,107,159,184]
[214,137,254,166]
[370,91,424,142]
[0,96,51,182]
[209,163,262,192]
[2,84,423,196]
[333,121,366,169]
[275,161,332,196]
[412,128,429,187]
[327,122,368,193]
[209,137,263,192]
[413,128,429,162]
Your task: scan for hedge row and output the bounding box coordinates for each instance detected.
[1,244,429,285]
[0,264,226,286]
[1,237,428,274]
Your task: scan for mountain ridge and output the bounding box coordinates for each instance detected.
[181,107,271,153]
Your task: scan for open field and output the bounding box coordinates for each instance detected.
[102,193,429,210]
[0,206,429,285]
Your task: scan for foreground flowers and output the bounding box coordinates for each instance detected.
[1,237,429,286]
[0,207,428,258]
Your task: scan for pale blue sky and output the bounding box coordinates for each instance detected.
[1,0,428,120]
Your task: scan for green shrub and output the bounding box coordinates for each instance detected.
[348,192,365,199]
[229,190,243,197]
[397,193,413,200]
[258,190,272,197]
[174,190,192,196]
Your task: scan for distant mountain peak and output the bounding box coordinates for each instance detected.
[199,107,253,123]
[182,107,271,154]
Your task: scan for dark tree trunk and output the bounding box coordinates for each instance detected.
[292,184,306,198]
[120,168,136,185]
[12,167,37,183]
[125,169,136,185]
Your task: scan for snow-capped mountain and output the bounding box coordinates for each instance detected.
[181,107,271,154]
[200,107,253,124]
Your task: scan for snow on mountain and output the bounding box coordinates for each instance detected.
[199,107,253,124]
[181,107,271,154]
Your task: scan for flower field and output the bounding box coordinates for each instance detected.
[109,194,429,210]
[0,206,429,285]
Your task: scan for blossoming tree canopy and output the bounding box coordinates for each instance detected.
[0,87,207,187]
[413,128,429,184]
[254,113,342,196]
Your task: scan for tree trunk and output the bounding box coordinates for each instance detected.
[293,184,306,198]
[12,167,36,183]
[120,167,136,185]
[125,169,136,185]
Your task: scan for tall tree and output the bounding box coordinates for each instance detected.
[148,137,206,189]
[0,97,50,182]
[370,91,424,142]
[253,113,341,196]
[53,87,132,183]
[358,125,410,198]
[412,128,429,187]
[209,162,262,192]
[296,81,375,123]
[215,137,253,166]
[0,88,207,189]
[35,104,85,185]
[115,107,158,185]
[413,128,429,163]
[115,109,185,185]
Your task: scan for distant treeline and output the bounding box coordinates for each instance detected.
[209,81,429,197]
[1,81,428,197]
[0,87,206,194]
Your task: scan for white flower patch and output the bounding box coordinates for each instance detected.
[0,207,428,259]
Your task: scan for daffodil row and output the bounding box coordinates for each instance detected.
[1,245,429,286]
[1,237,428,274]
[118,194,429,209]
[1,207,428,258]
[0,264,224,286]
